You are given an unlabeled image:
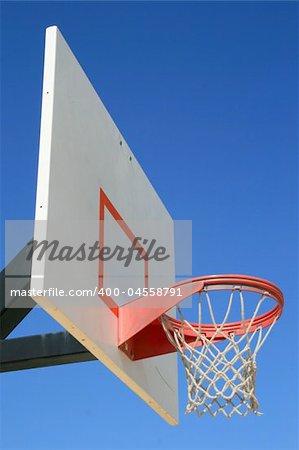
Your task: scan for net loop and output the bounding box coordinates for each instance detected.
[160,281,281,418]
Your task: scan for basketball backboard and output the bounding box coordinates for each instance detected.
[31,26,178,424]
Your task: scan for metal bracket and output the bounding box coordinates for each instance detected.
[0,331,96,372]
[0,243,95,372]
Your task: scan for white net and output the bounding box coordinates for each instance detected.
[161,287,278,418]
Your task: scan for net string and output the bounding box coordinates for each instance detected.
[160,287,278,418]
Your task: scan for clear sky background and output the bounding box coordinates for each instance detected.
[0,2,298,449]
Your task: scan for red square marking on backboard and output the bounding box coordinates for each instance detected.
[99,188,149,316]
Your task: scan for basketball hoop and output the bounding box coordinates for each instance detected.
[118,274,283,418]
[160,275,284,418]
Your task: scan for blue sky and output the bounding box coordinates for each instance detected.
[1,2,298,449]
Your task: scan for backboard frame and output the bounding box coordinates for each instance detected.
[30,26,178,425]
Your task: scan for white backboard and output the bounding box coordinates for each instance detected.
[31,26,178,424]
